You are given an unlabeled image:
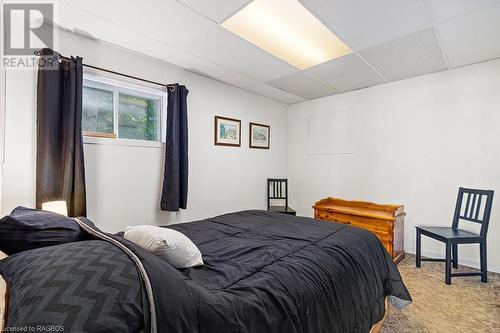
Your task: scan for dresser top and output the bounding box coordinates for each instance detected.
[313,197,405,221]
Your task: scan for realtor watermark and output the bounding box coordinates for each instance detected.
[1,0,58,69]
[3,325,64,332]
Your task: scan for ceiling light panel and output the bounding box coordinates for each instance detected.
[222,0,352,69]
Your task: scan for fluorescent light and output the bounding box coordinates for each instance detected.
[222,0,352,70]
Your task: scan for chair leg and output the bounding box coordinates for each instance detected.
[480,241,488,283]
[445,242,452,285]
[416,229,421,268]
[452,244,458,269]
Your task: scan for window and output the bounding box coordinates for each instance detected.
[82,75,165,142]
[82,86,114,135]
[118,93,160,141]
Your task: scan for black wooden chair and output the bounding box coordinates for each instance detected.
[267,179,296,216]
[416,187,494,285]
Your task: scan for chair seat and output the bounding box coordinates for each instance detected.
[268,206,296,215]
[416,226,482,242]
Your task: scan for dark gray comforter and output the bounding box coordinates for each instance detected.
[0,210,411,333]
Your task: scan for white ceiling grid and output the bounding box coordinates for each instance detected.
[56,0,500,104]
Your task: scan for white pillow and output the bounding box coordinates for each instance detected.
[124,225,203,268]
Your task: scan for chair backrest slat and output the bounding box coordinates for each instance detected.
[469,193,477,219]
[475,195,482,220]
[453,187,494,237]
[464,193,471,218]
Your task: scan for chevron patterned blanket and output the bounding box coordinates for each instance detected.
[0,210,411,333]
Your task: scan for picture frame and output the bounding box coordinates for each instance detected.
[214,116,241,147]
[249,122,270,149]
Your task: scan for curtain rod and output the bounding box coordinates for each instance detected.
[35,50,176,91]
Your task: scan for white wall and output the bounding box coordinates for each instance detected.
[0,67,5,214]
[1,28,288,232]
[288,59,500,273]
[0,67,5,164]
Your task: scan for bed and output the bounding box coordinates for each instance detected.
[0,210,411,332]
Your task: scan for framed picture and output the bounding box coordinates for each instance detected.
[249,122,270,149]
[214,116,241,147]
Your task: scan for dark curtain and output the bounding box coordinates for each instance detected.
[36,48,86,217]
[161,84,189,211]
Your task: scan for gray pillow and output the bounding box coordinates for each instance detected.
[0,207,93,255]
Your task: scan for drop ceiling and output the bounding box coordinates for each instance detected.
[55,0,500,104]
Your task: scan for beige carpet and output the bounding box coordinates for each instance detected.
[382,254,500,333]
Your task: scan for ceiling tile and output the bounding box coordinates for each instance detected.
[377,53,447,82]
[305,53,386,92]
[437,2,500,67]
[359,28,447,82]
[299,0,432,50]
[268,72,339,100]
[245,84,306,104]
[359,28,442,70]
[176,0,252,23]
[57,3,178,61]
[60,0,214,49]
[183,25,298,82]
[424,0,500,22]
[167,51,259,88]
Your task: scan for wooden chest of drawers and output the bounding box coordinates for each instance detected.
[313,197,405,263]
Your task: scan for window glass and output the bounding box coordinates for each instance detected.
[82,86,114,134]
[118,93,160,141]
[82,77,164,142]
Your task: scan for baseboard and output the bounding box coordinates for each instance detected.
[405,247,500,274]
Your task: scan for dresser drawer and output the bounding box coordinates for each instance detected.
[317,210,390,230]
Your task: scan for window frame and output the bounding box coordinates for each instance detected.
[82,73,167,148]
